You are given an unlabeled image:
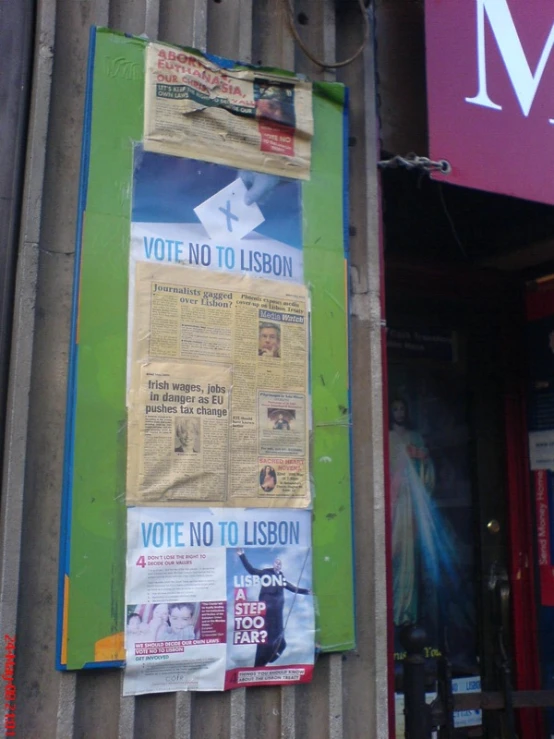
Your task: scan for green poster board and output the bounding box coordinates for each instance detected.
[58,27,354,669]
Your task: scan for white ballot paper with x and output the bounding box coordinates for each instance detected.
[194,178,265,243]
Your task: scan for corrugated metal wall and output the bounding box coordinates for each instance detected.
[0,0,387,736]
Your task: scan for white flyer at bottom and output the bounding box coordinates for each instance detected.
[123,507,314,695]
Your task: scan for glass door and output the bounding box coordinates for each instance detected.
[387,320,482,738]
[385,267,544,738]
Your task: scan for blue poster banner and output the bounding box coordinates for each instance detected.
[132,149,304,283]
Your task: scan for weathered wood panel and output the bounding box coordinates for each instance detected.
[0,1,387,736]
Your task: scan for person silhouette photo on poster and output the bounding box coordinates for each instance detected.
[259,465,277,492]
[146,603,169,642]
[126,612,143,650]
[236,549,311,667]
[273,412,290,430]
[174,419,200,454]
[258,322,281,358]
[254,81,295,128]
[162,603,197,641]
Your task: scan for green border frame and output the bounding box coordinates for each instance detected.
[58,28,354,669]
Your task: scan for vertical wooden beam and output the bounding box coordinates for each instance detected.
[338,3,390,738]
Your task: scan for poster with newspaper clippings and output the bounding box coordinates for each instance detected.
[127,262,310,507]
[58,28,354,673]
[123,507,314,695]
[144,43,313,180]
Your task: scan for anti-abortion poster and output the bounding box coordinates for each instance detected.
[131,148,303,284]
[123,507,314,695]
[144,43,313,179]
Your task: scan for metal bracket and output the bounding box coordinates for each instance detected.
[378,153,451,174]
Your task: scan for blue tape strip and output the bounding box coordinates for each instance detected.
[56,25,97,672]
[82,659,124,671]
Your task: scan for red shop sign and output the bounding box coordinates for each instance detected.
[426,0,554,205]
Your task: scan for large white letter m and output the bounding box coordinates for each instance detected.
[466,0,554,116]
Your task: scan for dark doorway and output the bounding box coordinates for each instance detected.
[383,169,550,738]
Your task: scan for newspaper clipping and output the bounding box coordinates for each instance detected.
[123,507,314,695]
[144,43,313,180]
[127,262,310,507]
[128,362,231,502]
